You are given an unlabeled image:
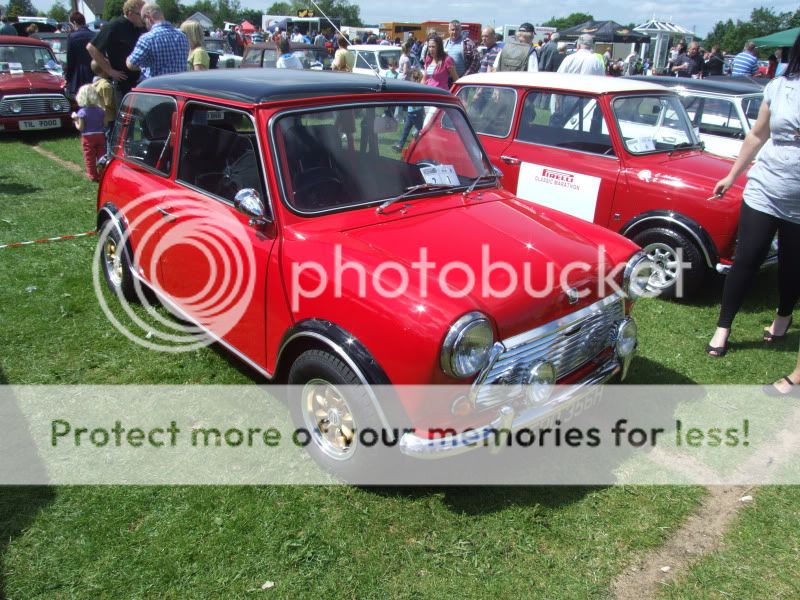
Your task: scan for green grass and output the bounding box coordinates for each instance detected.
[659,486,800,599]
[1,132,798,598]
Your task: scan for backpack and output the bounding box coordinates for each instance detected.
[498,40,535,72]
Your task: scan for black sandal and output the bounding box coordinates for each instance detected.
[763,316,793,343]
[762,376,800,397]
[706,343,728,357]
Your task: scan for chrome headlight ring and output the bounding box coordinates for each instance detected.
[623,251,654,300]
[440,312,494,379]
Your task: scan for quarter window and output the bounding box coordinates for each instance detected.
[457,85,516,138]
[111,93,177,175]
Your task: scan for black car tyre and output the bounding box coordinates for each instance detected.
[100,224,138,302]
[632,227,706,299]
[288,349,392,481]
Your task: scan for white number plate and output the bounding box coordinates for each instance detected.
[19,119,61,130]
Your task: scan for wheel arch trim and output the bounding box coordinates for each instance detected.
[277,321,395,433]
[620,211,718,269]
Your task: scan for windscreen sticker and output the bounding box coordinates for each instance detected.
[516,162,601,223]
[628,136,655,153]
[420,164,459,186]
[9,62,23,74]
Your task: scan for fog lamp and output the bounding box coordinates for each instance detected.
[524,361,556,405]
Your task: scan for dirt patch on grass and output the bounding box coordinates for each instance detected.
[612,405,800,599]
[31,145,84,175]
[611,484,751,599]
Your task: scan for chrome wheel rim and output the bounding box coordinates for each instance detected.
[642,242,679,291]
[301,379,357,461]
[104,238,123,288]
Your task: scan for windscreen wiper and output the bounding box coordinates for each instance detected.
[377,183,456,214]
[668,141,703,155]
[462,172,500,197]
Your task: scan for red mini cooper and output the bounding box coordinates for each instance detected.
[0,35,72,133]
[453,72,756,298]
[96,69,647,474]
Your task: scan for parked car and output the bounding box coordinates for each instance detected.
[346,44,402,77]
[0,35,72,133]
[202,37,241,69]
[453,72,753,297]
[626,76,763,159]
[31,32,68,66]
[96,69,645,474]
[240,41,331,70]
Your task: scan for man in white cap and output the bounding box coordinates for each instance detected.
[557,33,604,75]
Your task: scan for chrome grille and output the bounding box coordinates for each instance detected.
[475,295,624,409]
[0,94,71,117]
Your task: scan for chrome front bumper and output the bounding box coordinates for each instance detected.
[398,358,621,459]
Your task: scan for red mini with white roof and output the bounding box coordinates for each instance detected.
[96,69,647,475]
[453,72,754,297]
[0,35,72,133]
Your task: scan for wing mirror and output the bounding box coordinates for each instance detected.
[234,189,270,226]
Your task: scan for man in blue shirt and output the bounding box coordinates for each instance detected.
[444,19,479,78]
[731,42,759,76]
[126,2,189,82]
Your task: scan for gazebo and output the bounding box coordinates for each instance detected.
[634,19,694,72]
[559,20,650,44]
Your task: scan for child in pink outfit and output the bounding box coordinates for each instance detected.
[72,83,107,182]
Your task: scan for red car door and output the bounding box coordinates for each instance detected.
[469,87,622,227]
[155,105,276,367]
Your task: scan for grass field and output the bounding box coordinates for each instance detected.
[1,130,798,598]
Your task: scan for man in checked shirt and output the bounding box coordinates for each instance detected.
[126,3,189,83]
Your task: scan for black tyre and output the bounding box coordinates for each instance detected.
[287,349,391,480]
[99,223,138,302]
[632,227,706,299]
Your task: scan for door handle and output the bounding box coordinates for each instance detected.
[500,155,521,166]
[157,206,176,222]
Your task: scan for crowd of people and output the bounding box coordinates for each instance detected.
[4,9,799,393]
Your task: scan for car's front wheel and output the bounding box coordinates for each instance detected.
[633,227,706,299]
[288,349,390,480]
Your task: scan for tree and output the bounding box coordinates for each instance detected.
[103,0,125,20]
[541,13,593,30]
[705,6,800,55]
[158,0,181,23]
[216,0,240,25]
[6,0,36,18]
[240,9,262,26]
[48,0,69,21]
[266,2,291,14]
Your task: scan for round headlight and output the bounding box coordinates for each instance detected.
[10,101,22,114]
[51,100,64,111]
[615,318,638,358]
[525,361,556,405]
[440,312,494,378]
[623,251,654,300]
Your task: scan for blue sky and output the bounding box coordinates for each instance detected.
[30,0,799,38]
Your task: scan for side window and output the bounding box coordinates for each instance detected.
[457,85,516,138]
[356,51,377,70]
[241,48,263,67]
[516,92,614,155]
[177,104,264,203]
[111,93,177,175]
[696,98,744,139]
[263,49,277,68]
[742,97,761,124]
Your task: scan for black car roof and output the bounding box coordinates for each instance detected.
[137,69,452,104]
[624,75,763,95]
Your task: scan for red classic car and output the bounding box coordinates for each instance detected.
[453,72,752,298]
[0,35,72,133]
[96,69,646,474]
